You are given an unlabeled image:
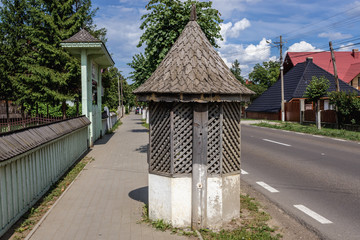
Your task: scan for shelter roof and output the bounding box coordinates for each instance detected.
[61,29,114,67]
[134,13,253,98]
[285,51,360,83]
[246,58,360,113]
[62,29,101,43]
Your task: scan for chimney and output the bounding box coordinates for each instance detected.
[352,49,358,59]
[306,57,313,63]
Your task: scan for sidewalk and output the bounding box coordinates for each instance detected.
[29,113,188,240]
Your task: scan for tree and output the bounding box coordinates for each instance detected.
[304,76,330,129]
[329,91,360,126]
[230,59,245,84]
[0,0,30,124]
[1,0,106,118]
[245,83,267,101]
[102,66,136,111]
[129,0,223,86]
[249,60,280,88]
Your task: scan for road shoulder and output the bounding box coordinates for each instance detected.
[241,180,321,240]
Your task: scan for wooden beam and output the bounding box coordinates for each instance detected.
[192,103,208,230]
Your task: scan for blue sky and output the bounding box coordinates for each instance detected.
[91,0,360,81]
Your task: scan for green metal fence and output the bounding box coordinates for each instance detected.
[0,118,89,237]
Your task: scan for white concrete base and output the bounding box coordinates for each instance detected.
[149,174,192,227]
[149,173,240,229]
[207,174,240,229]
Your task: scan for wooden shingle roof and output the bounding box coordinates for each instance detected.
[62,29,101,43]
[134,13,254,99]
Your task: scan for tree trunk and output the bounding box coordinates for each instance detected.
[76,98,79,116]
[21,104,26,127]
[5,98,10,131]
[62,101,66,119]
[315,100,321,130]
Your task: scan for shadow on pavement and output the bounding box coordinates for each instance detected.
[130,129,148,133]
[128,186,148,205]
[94,132,114,145]
[136,144,148,153]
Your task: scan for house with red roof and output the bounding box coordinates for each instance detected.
[284,49,360,90]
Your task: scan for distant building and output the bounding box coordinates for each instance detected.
[284,50,360,90]
[246,57,360,121]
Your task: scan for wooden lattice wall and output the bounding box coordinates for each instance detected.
[149,102,241,176]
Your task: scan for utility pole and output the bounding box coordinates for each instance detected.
[272,36,286,122]
[120,76,124,118]
[329,41,340,92]
[329,41,340,129]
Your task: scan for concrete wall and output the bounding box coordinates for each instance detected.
[101,112,118,134]
[0,126,88,237]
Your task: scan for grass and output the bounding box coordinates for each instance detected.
[140,204,197,237]
[141,119,149,129]
[200,194,282,240]
[8,156,94,239]
[106,120,122,134]
[254,121,360,141]
[141,195,281,240]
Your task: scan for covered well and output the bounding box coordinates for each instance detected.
[134,6,254,229]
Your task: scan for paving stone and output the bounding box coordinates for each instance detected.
[29,113,188,240]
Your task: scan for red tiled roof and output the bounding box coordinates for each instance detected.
[286,51,360,83]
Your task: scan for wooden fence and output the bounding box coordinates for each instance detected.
[0,117,90,237]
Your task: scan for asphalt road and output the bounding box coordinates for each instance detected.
[241,124,360,240]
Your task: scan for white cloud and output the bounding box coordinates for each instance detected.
[220,18,251,41]
[339,42,355,51]
[218,38,275,77]
[318,32,352,40]
[288,41,321,52]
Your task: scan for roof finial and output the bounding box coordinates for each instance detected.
[190,4,197,21]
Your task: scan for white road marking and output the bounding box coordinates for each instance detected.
[262,139,291,147]
[256,181,279,193]
[332,138,346,142]
[312,135,324,138]
[321,153,325,156]
[294,205,332,224]
[282,130,290,133]
[295,132,305,135]
[241,169,248,175]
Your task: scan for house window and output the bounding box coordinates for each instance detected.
[324,100,329,110]
[358,77,360,87]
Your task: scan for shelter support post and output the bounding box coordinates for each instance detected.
[192,103,208,230]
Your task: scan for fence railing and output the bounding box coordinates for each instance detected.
[0,117,90,237]
[0,116,64,133]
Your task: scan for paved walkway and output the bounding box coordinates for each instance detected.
[29,113,188,240]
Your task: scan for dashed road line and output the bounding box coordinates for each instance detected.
[294,205,332,224]
[262,139,291,147]
[256,181,279,193]
[241,169,248,175]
